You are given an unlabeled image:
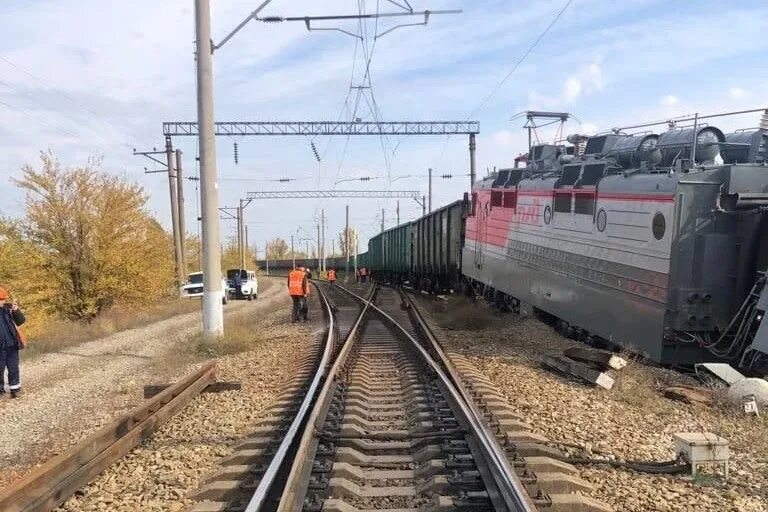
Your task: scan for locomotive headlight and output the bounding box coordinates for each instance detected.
[695,127,724,163]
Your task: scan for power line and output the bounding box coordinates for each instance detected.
[467,0,574,119]
[0,54,146,149]
[0,96,81,140]
[435,0,574,169]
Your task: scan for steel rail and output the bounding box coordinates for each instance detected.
[338,284,539,512]
[0,362,217,512]
[277,284,378,511]
[243,282,336,511]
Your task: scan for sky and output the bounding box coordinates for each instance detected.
[1,0,767,259]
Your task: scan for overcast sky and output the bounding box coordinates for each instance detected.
[1,0,767,256]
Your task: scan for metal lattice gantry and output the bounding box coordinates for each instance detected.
[163,121,480,137]
[246,189,422,203]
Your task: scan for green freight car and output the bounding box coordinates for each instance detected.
[368,198,468,292]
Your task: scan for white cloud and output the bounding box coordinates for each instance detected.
[729,87,747,99]
[660,95,680,107]
[563,78,583,102]
[579,123,600,135]
[562,59,605,103]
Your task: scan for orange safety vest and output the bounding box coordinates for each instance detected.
[328,270,336,281]
[288,270,307,296]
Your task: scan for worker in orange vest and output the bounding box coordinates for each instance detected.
[327,268,337,286]
[288,267,309,322]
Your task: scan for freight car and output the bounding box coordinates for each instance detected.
[367,109,768,370]
[255,256,349,274]
[367,200,468,292]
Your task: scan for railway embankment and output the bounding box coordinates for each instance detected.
[415,294,768,512]
[0,276,312,505]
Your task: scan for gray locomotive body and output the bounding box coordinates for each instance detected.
[463,125,768,365]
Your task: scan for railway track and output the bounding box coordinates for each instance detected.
[0,361,217,512]
[193,282,611,512]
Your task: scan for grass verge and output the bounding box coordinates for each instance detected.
[191,313,264,357]
[24,299,201,358]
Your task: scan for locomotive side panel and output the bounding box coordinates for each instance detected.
[463,174,679,361]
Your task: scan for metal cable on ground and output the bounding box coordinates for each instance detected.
[565,456,691,474]
[548,440,691,474]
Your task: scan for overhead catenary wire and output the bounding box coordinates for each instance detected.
[0,53,150,150]
[435,0,575,167]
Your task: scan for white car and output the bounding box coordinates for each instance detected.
[226,269,258,300]
[181,271,230,304]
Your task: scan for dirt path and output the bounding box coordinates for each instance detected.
[0,277,287,489]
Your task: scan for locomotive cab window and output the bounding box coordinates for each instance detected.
[503,191,517,209]
[490,190,503,208]
[554,191,572,213]
[574,192,596,215]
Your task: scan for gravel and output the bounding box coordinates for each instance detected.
[416,295,768,512]
[0,277,288,491]
[50,282,320,511]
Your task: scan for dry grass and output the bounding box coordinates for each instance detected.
[192,313,266,357]
[24,299,200,358]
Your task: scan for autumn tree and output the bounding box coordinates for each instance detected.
[266,237,289,259]
[220,236,256,270]
[337,227,359,257]
[13,152,176,321]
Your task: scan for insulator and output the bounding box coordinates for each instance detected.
[310,141,321,162]
[233,141,239,165]
[760,109,768,131]
[575,140,587,156]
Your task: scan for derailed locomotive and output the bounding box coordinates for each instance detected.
[367,109,768,369]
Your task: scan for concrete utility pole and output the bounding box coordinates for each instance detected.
[345,205,350,278]
[238,199,248,269]
[195,0,223,337]
[469,133,477,189]
[381,208,385,232]
[291,234,295,269]
[316,223,321,271]
[265,241,270,275]
[175,149,187,276]
[163,138,184,289]
[422,195,426,216]
[133,144,186,290]
[354,236,358,276]
[245,225,249,266]
[428,167,433,213]
[396,201,400,225]
[321,209,326,272]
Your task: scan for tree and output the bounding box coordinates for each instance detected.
[220,236,256,270]
[266,237,289,259]
[12,152,175,321]
[337,227,359,258]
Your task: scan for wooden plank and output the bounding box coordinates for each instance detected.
[563,346,627,371]
[663,386,713,405]
[0,362,216,512]
[542,355,615,390]
[144,380,240,398]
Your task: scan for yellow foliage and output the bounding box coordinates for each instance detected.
[4,151,176,322]
[220,236,256,271]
